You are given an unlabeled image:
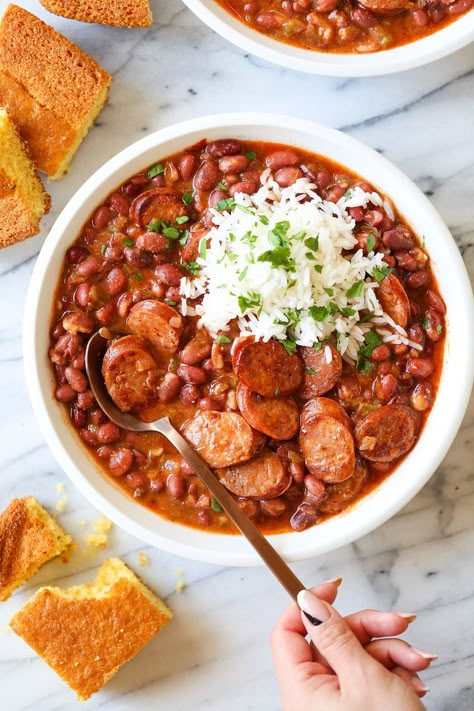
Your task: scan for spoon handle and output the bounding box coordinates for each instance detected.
[153,416,305,602]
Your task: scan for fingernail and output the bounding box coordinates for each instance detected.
[412,647,438,661]
[324,577,343,588]
[297,589,331,626]
[395,612,417,623]
[412,678,430,694]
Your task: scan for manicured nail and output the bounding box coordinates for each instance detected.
[412,647,438,661]
[395,612,417,623]
[297,589,331,626]
[325,577,343,588]
[412,678,429,694]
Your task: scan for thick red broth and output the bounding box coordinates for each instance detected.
[49,138,445,535]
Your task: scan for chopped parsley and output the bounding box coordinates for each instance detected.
[346,280,365,298]
[366,233,376,252]
[134,273,144,282]
[436,324,443,334]
[308,305,330,322]
[280,339,297,356]
[422,316,429,329]
[238,293,262,314]
[216,197,236,212]
[245,150,257,161]
[199,238,207,260]
[217,181,228,191]
[123,237,135,247]
[313,342,323,352]
[238,266,248,282]
[182,261,201,275]
[304,236,319,252]
[165,299,177,306]
[259,215,269,225]
[258,246,294,270]
[182,192,193,206]
[371,265,393,283]
[101,244,107,254]
[306,366,316,375]
[356,330,383,371]
[211,497,222,513]
[215,335,231,344]
[148,163,165,178]
[176,215,189,225]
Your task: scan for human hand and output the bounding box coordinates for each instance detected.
[271,581,436,711]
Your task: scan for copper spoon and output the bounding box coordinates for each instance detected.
[85,329,315,610]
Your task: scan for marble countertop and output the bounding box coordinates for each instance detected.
[0,1,473,709]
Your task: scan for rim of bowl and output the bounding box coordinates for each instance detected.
[24,113,474,566]
[181,0,474,76]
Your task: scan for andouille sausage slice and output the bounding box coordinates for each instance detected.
[127,299,183,365]
[301,397,352,432]
[377,273,410,328]
[300,414,355,484]
[233,339,303,398]
[182,411,264,468]
[236,383,299,440]
[318,458,368,515]
[131,188,189,228]
[354,404,418,463]
[300,343,343,399]
[219,450,291,500]
[102,335,160,413]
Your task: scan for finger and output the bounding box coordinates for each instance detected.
[345,609,412,645]
[392,665,429,698]
[271,581,340,680]
[364,638,437,672]
[297,589,377,683]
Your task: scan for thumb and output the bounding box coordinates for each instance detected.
[297,589,375,680]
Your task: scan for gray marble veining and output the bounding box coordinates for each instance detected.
[0,1,473,709]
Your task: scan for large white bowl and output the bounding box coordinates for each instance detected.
[24,113,474,566]
[182,0,474,76]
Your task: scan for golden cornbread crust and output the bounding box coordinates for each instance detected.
[10,558,173,700]
[40,0,153,27]
[0,496,71,601]
[0,4,112,179]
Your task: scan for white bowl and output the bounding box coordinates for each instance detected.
[24,113,474,566]
[182,0,474,76]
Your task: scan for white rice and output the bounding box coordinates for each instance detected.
[180,172,421,362]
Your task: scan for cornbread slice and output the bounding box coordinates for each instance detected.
[10,558,173,701]
[40,0,153,27]
[0,4,112,180]
[0,496,71,601]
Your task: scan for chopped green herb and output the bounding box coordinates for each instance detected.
[275,388,281,397]
[258,247,294,270]
[359,312,374,323]
[217,181,228,191]
[280,339,297,356]
[134,273,144,281]
[305,252,316,261]
[422,317,429,329]
[308,305,330,322]
[182,192,193,206]
[238,266,248,282]
[215,335,232,344]
[241,231,257,247]
[216,197,236,212]
[324,287,334,297]
[123,237,135,247]
[147,218,162,232]
[179,230,189,246]
[199,238,207,260]
[292,230,307,241]
[287,279,297,289]
[340,307,356,317]
[148,163,165,178]
[436,324,443,334]
[366,233,376,253]
[163,226,180,240]
[357,357,373,374]
[182,261,201,275]
[314,265,323,274]
[304,236,319,252]
[245,150,257,161]
[344,188,353,197]
[101,244,107,254]
[238,293,262,313]
[372,265,393,283]
[313,342,323,352]
[259,215,269,225]
[176,215,189,225]
[346,280,365,298]
[211,497,222,513]
[165,300,177,306]
[356,330,382,370]
[236,204,255,215]
[306,367,316,375]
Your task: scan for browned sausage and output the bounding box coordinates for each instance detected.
[219,450,291,499]
[233,339,303,398]
[299,343,342,399]
[182,411,264,468]
[318,458,368,515]
[102,335,160,412]
[127,299,183,365]
[301,397,352,431]
[359,0,413,11]
[131,188,188,228]
[377,273,410,328]
[300,413,355,484]
[354,404,419,463]
[236,383,299,440]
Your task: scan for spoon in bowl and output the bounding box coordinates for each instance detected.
[85,329,317,614]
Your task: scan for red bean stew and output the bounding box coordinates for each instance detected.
[49,138,445,535]
[216,0,472,54]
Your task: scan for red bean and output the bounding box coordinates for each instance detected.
[325,185,346,202]
[364,209,384,227]
[394,251,418,272]
[105,267,127,295]
[50,332,83,364]
[165,286,181,302]
[109,448,134,477]
[265,149,299,170]
[207,139,242,157]
[314,0,338,10]
[180,384,200,404]
[411,8,428,24]
[423,309,444,341]
[109,192,130,216]
[350,6,377,27]
[382,227,414,251]
[406,270,429,289]
[199,397,221,411]
[77,390,95,409]
[90,408,108,425]
[290,502,318,532]
[406,358,434,378]
[274,167,304,187]
[104,246,123,264]
[167,473,186,499]
[65,366,88,393]
[178,153,197,180]
[157,372,182,403]
[373,373,398,402]
[209,189,228,209]
[229,181,257,196]
[67,246,89,264]
[97,422,121,444]
[150,479,165,493]
[117,291,133,319]
[377,361,391,376]
[80,428,98,447]
[97,445,114,459]
[151,174,166,188]
[71,404,88,427]
[304,475,325,498]
[124,247,152,268]
[197,510,212,526]
[122,182,143,198]
[165,161,180,184]
[407,323,425,345]
[154,263,183,286]
[218,155,249,174]
[194,161,220,191]
[125,471,147,489]
[411,382,434,411]
[181,460,196,477]
[241,170,260,183]
[448,0,472,12]
[62,311,95,334]
[347,206,365,222]
[177,364,208,385]
[95,301,115,325]
[261,499,287,517]
[51,322,65,340]
[371,344,390,361]
[426,289,446,315]
[289,461,305,484]
[75,283,100,310]
[136,232,171,254]
[55,384,76,403]
[93,205,111,229]
[76,255,104,279]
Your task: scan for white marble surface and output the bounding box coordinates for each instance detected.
[0,1,473,709]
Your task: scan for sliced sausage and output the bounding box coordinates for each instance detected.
[236,383,299,440]
[318,458,368,515]
[182,411,264,468]
[359,0,413,11]
[377,273,410,328]
[180,328,213,365]
[354,404,419,463]
[219,450,291,500]
[301,397,352,431]
[300,414,355,484]
[127,299,183,364]
[131,188,188,228]
[102,335,160,412]
[299,343,342,399]
[233,339,303,398]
